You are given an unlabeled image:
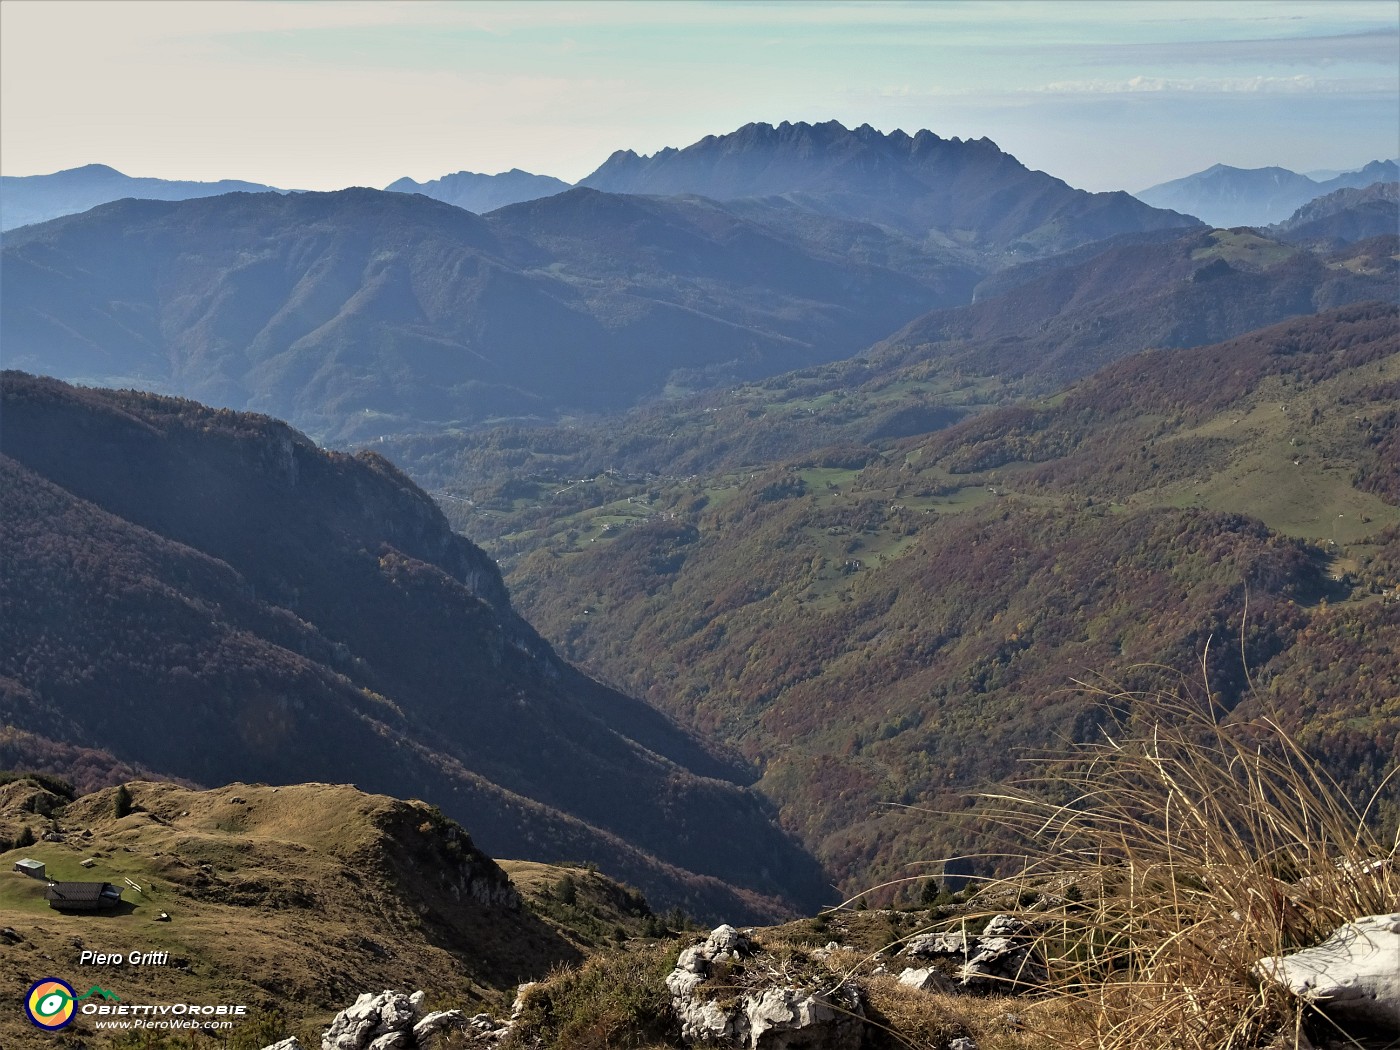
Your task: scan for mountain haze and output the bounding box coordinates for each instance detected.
[0,187,978,442]
[385,168,571,213]
[0,163,288,231]
[877,228,1399,383]
[1136,159,1400,228]
[1274,181,1400,246]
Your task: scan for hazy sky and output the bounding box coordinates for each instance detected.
[2,0,1396,193]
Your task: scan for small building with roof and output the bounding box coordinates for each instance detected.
[44,881,123,911]
[13,858,46,879]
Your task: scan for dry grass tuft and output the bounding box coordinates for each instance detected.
[975,673,1399,1050]
[862,975,1077,1050]
[500,941,678,1050]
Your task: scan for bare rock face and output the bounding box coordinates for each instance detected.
[666,924,865,1049]
[1256,913,1400,1034]
[321,991,411,1050]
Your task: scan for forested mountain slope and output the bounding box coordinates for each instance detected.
[480,305,1400,891]
[0,373,831,919]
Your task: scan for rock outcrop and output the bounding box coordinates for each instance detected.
[315,990,469,1050]
[1256,913,1400,1035]
[666,924,865,1049]
[897,966,957,994]
[901,914,1047,994]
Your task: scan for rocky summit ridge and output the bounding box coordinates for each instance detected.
[581,119,1200,252]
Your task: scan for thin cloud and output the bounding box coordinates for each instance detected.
[1036,75,1397,95]
[865,73,1396,103]
[1049,28,1400,69]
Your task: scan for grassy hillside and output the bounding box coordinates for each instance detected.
[0,778,669,1048]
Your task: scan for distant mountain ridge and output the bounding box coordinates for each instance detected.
[0,163,289,231]
[581,119,1199,256]
[875,228,1399,383]
[385,168,571,213]
[1135,159,1400,228]
[0,186,980,441]
[1274,181,1400,246]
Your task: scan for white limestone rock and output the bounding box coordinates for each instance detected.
[901,916,1046,993]
[897,966,956,993]
[665,925,863,1048]
[412,1010,467,1043]
[904,931,965,956]
[708,924,751,955]
[1257,913,1400,1033]
[675,995,738,1044]
[321,990,418,1050]
[742,984,862,1049]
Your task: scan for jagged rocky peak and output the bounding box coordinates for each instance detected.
[579,118,1195,253]
[598,120,997,168]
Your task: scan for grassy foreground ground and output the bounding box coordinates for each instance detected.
[2,687,1394,1050]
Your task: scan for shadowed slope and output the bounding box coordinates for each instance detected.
[0,373,832,919]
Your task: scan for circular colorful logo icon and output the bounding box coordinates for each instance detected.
[25,978,77,1030]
